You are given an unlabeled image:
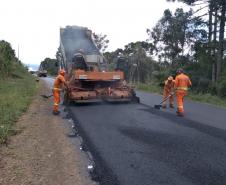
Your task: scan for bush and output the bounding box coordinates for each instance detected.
[0,67,38,143]
[152,70,170,83]
[216,79,226,97]
[190,76,212,94]
[137,82,161,94]
[0,40,17,78]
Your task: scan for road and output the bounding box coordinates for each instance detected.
[43,77,226,185]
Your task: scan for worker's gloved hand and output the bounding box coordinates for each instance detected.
[64,82,69,89]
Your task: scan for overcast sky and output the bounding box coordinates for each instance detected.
[0,0,186,65]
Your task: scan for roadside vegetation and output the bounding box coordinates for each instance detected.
[138,83,226,108]
[38,0,226,107]
[39,57,58,76]
[0,40,38,144]
[104,0,226,106]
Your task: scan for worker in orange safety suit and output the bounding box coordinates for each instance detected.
[52,69,67,115]
[174,68,192,117]
[162,76,175,108]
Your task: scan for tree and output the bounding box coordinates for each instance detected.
[216,0,226,81]
[92,33,109,53]
[147,8,207,65]
[104,41,157,83]
[0,40,17,77]
[166,0,226,82]
[40,58,58,75]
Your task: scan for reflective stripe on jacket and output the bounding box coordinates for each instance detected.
[174,73,192,91]
[53,87,62,91]
[176,87,188,91]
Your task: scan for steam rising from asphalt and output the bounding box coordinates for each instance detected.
[60,26,100,62]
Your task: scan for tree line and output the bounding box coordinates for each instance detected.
[0,40,23,78]
[103,0,226,97]
[39,58,58,75]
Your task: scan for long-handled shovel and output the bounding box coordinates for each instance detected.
[40,87,67,99]
[154,93,174,109]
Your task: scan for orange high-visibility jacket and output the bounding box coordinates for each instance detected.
[53,74,66,90]
[174,73,192,91]
[164,80,175,92]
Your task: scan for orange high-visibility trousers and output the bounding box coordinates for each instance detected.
[53,89,60,113]
[162,90,174,107]
[176,90,187,113]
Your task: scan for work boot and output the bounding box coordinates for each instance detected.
[176,111,184,117]
[52,110,60,115]
[162,105,166,109]
[169,104,174,108]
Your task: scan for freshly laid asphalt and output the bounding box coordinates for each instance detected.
[43,78,226,185]
[68,94,226,185]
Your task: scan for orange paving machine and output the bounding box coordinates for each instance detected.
[56,26,139,104]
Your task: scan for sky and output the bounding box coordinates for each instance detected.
[0,0,187,66]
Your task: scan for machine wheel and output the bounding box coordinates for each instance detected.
[131,96,140,103]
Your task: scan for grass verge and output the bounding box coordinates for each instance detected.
[137,83,226,108]
[187,93,226,108]
[136,82,161,94]
[0,69,39,144]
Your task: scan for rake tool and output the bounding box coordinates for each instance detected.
[154,93,174,109]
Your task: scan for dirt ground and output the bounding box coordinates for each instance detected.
[0,81,95,185]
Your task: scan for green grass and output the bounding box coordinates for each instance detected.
[137,83,226,108]
[187,93,226,108]
[0,68,38,144]
[137,82,162,94]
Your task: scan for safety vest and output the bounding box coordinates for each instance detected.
[53,74,65,90]
[175,73,191,91]
[164,80,175,92]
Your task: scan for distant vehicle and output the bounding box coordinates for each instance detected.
[37,70,47,77]
[29,70,36,74]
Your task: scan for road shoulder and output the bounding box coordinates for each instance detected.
[0,81,94,185]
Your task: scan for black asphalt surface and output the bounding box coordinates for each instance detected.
[136,91,226,130]
[43,78,226,185]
